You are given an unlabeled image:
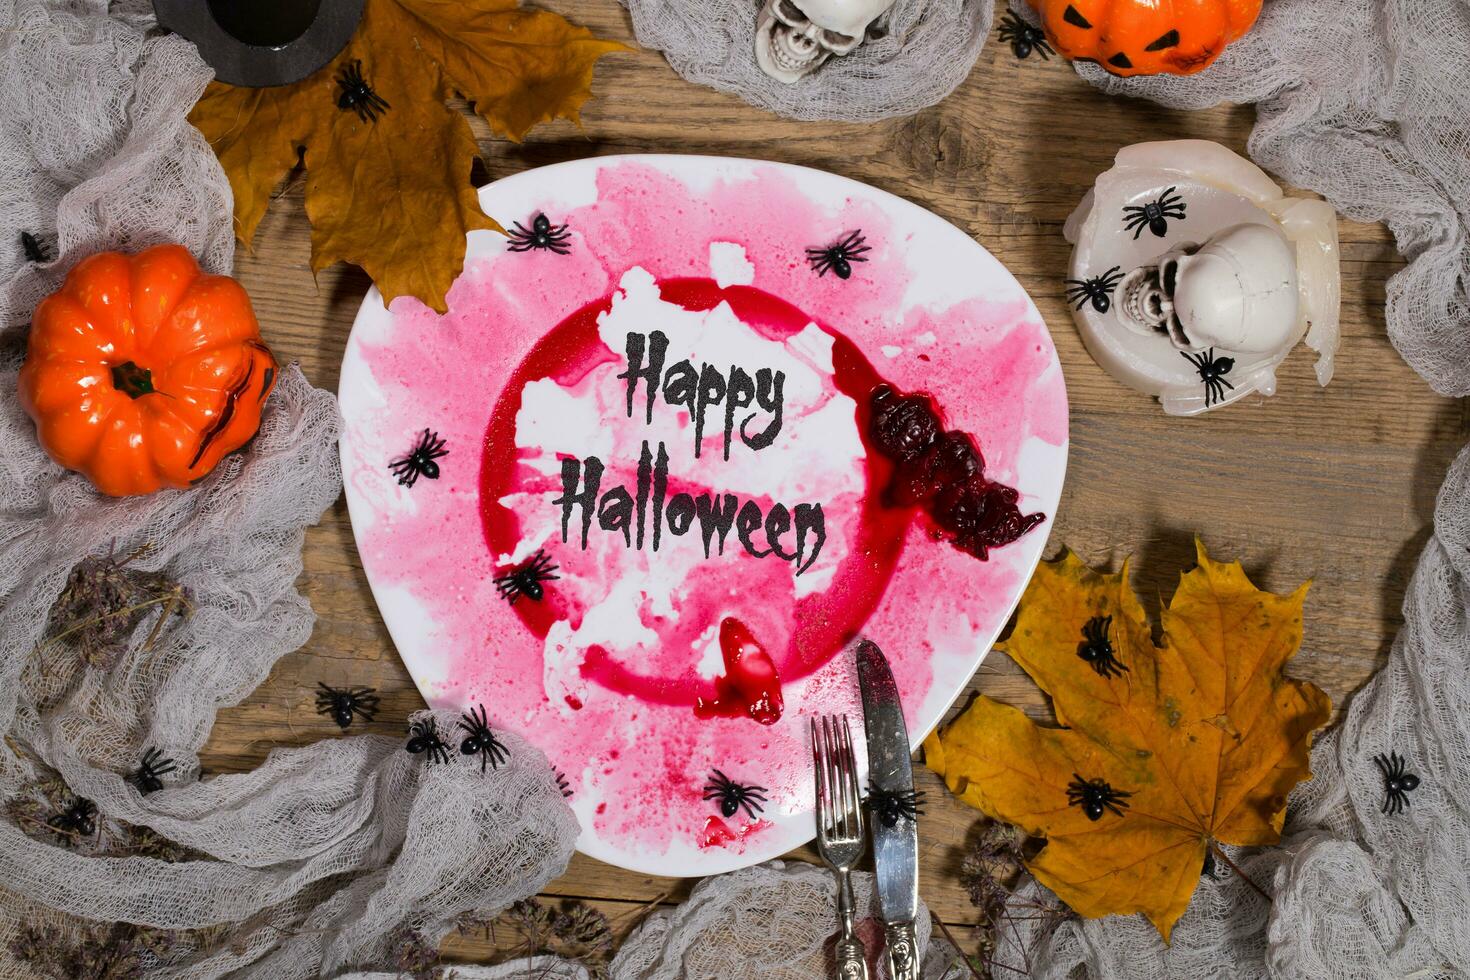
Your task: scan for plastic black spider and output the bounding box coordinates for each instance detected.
[405,718,451,766]
[47,797,97,841]
[335,59,389,123]
[1076,615,1128,679]
[702,769,767,819]
[494,549,559,605]
[130,747,177,795]
[867,786,926,828]
[457,703,509,773]
[506,213,572,254]
[1181,348,1236,407]
[388,429,448,488]
[1373,751,1420,816]
[1065,266,1124,313]
[21,231,49,263]
[554,767,573,798]
[315,682,380,729]
[998,12,1053,60]
[1123,187,1187,239]
[1066,774,1131,821]
[806,230,871,279]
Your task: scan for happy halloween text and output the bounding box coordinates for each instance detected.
[552,330,827,574]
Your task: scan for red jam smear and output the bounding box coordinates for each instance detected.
[699,814,766,849]
[867,384,1045,559]
[480,279,910,706]
[694,617,784,725]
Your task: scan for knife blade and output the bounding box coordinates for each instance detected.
[855,638,920,980]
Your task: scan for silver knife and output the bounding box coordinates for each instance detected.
[856,639,920,980]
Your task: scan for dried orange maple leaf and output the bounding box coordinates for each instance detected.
[188,0,626,312]
[924,541,1331,941]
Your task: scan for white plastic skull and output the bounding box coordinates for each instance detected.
[1116,223,1300,355]
[754,0,894,84]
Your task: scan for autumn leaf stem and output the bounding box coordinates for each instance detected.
[1208,841,1271,903]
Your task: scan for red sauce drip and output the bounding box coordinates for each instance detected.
[700,815,737,847]
[694,618,784,724]
[698,814,766,849]
[867,384,1045,559]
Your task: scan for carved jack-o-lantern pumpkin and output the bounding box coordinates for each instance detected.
[1039,0,1263,77]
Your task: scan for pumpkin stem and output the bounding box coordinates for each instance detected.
[111,361,155,399]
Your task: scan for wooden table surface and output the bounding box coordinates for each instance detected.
[207,0,1463,963]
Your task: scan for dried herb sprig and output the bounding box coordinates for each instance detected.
[44,544,192,669]
[958,820,1073,979]
[10,920,179,980]
[6,777,102,851]
[383,923,449,980]
[476,898,613,978]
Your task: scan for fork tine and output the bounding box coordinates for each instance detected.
[840,717,852,840]
[810,716,828,835]
[829,717,840,840]
[839,713,863,836]
[832,714,851,839]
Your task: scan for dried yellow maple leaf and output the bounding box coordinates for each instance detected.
[189,0,626,312]
[925,541,1331,940]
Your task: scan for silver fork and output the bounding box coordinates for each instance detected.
[812,713,869,980]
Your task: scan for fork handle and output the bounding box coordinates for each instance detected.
[883,921,919,980]
[834,872,868,980]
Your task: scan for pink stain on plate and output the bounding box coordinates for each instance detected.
[343,157,1067,873]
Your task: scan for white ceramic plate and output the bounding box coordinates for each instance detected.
[339,155,1068,876]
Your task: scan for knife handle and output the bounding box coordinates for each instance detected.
[883,921,919,980]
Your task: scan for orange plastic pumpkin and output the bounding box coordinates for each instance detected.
[1040,0,1262,77]
[19,244,279,496]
